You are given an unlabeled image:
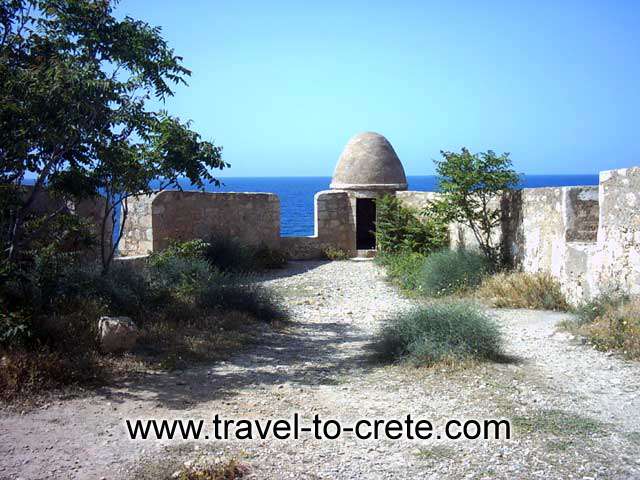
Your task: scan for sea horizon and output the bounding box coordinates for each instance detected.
[190,174,600,236]
[22,174,600,236]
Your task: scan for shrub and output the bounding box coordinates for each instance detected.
[148,255,215,300]
[0,311,33,348]
[176,459,249,480]
[251,244,288,269]
[376,252,426,292]
[0,237,287,399]
[562,294,640,359]
[323,246,350,261]
[574,292,629,326]
[0,347,103,401]
[60,262,149,320]
[477,272,569,311]
[431,148,520,266]
[419,249,492,296]
[375,194,448,256]
[374,301,503,366]
[151,239,210,263]
[203,235,254,272]
[197,278,288,324]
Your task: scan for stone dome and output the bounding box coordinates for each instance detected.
[330,132,407,190]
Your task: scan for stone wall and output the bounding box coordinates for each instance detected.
[20,188,112,259]
[280,190,355,259]
[119,191,280,256]
[115,167,638,303]
[395,190,439,210]
[595,167,640,296]
[396,172,638,305]
[119,193,154,257]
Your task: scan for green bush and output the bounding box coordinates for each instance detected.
[419,249,492,296]
[59,262,149,320]
[148,255,214,300]
[374,301,503,366]
[0,237,289,399]
[197,278,288,324]
[0,311,33,347]
[202,235,287,272]
[375,194,448,256]
[562,295,640,359]
[574,292,629,326]
[251,244,288,269]
[203,235,254,272]
[376,252,426,292]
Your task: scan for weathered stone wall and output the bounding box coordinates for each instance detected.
[115,167,638,302]
[595,167,640,296]
[516,188,566,276]
[565,187,599,242]
[394,191,438,210]
[280,190,355,259]
[397,174,636,305]
[119,191,280,256]
[19,188,112,259]
[119,193,156,257]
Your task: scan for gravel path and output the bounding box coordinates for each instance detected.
[1,260,640,479]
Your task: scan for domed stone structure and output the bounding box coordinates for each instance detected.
[325,132,408,254]
[330,132,408,191]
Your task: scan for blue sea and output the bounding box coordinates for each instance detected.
[188,175,599,236]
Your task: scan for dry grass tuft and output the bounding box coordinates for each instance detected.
[138,311,263,370]
[176,459,249,480]
[575,297,640,359]
[476,272,569,311]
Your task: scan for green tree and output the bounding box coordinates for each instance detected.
[0,0,226,271]
[431,148,520,266]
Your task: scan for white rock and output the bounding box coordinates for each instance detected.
[98,316,139,353]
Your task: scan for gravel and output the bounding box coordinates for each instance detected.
[1,260,639,479]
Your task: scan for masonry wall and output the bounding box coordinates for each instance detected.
[280,190,355,259]
[115,167,639,303]
[397,169,639,305]
[22,188,112,259]
[595,167,640,296]
[119,191,280,256]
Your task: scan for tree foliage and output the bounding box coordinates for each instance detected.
[0,0,227,271]
[430,148,520,266]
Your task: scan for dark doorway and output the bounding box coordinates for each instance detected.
[356,198,376,250]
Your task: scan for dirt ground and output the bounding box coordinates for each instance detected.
[1,260,639,479]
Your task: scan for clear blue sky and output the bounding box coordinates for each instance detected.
[115,0,640,177]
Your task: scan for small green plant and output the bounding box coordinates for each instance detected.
[323,246,350,261]
[563,296,640,359]
[413,445,456,461]
[419,249,492,296]
[148,255,214,300]
[374,301,503,366]
[197,279,288,324]
[375,194,448,256]
[574,292,629,325]
[376,251,426,292]
[476,272,569,311]
[203,235,254,272]
[154,239,210,262]
[252,244,288,269]
[512,409,605,436]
